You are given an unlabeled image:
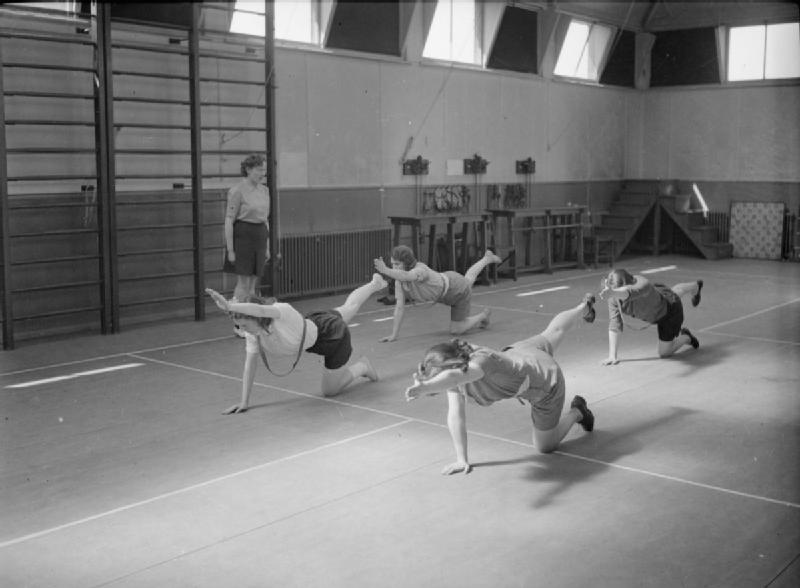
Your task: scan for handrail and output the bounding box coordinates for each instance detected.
[118,270,196,282]
[3,62,95,73]
[12,228,97,238]
[10,254,99,265]
[0,30,95,46]
[4,120,95,126]
[14,305,101,321]
[3,91,93,100]
[12,279,100,293]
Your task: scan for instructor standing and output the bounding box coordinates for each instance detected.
[224,153,271,303]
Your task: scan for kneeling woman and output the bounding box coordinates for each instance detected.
[206,274,387,413]
[405,295,597,475]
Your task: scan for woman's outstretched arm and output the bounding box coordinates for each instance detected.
[405,362,484,400]
[205,288,282,319]
[443,390,471,475]
[373,257,421,282]
[380,281,406,342]
[223,351,258,414]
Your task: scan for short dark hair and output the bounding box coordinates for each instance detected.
[418,339,473,379]
[391,245,417,271]
[240,153,266,177]
[607,268,634,288]
[230,294,276,331]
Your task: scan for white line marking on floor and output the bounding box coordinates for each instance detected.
[701,330,800,347]
[373,316,394,322]
[698,298,800,332]
[0,419,412,549]
[0,335,233,378]
[641,265,677,274]
[479,305,550,316]
[468,431,800,510]
[516,286,570,297]
[5,363,144,389]
[1,263,790,379]
[7,347,796,549]
[556,451,800,509]
[0,270,615,378]
[348,323,360,328]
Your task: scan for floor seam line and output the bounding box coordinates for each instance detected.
[0,419,413,549]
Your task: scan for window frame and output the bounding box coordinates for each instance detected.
[726,20,800,83]
[421,0,483,67]
[552,17,616,83]
[230,0,320,47]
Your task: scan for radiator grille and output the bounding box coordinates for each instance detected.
[706,211,729,242]
[278,228,392,297]
[782,212,798,260]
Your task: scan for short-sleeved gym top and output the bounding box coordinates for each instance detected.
[608,276,672,333]
[399,262,446,302]
[244,302,318,356]
[460,343,561,406]
[226,181,270,225]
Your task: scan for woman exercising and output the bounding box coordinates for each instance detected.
[373,246,502,342]
[405,294,597,475]
[599,268,703,365]
[206,273,387,412]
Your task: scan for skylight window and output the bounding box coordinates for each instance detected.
[728,22,800,81]
[6,1,86,17]
[422,0,479,64]
[554,19,613,81]
[230,1,264,37]
[230,0,316,44]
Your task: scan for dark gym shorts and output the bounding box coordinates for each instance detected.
[654,284,684,342]
[223,220,268,276]
[304,309,352,369]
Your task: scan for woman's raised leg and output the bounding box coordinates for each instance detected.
[464,250,503,287]
[335,273,388,322]
[539,294,596,354]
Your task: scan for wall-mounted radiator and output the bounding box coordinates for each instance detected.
[706,211,729,242]
[782,212,798,260]
[278,228,392,297]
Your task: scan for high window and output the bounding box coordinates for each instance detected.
[422,0,479,65]
[728,22,800,81]
[230,0,317,45]
[554,19,613,82]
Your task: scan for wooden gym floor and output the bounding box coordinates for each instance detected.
[1,254,798,588]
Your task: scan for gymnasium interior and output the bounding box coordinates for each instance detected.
[1,2,798,587]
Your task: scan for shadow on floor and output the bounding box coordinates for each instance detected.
[476,406,699,509]
[610,337,735,378]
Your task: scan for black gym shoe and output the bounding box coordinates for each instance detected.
[681,327,699,349]
[571,395,594,432]
[582,293,596,323]
[692,280,703,307]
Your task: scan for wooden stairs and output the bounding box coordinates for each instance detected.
[588,185,733,264]
[659,195,734,260]
[587,186,659,265]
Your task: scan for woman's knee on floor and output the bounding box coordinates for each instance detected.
[657,339,679,357]
[321,366,351,397]
[449,320,469,335]
[532,429,559,454]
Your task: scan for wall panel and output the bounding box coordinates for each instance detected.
[305,55,382,186]
[545,83,590,181]
[443,70,502,180]
[669,89,739,180]
[378,64,447,183]
[738,86,800,182]
[588,90,627,180]
[496,76,544,178]
[274,51,309,187]
[640,92,673,179]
